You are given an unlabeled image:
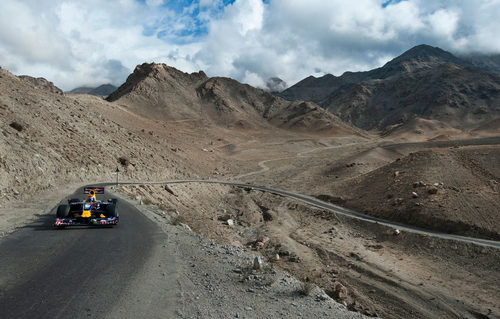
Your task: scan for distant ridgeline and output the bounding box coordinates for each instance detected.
[277,44,500,131]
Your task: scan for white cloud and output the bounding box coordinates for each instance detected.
[0,0,499,91]
[427,9,459,39]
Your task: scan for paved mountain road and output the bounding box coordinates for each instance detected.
[0,186,176,319]
[1,178,499,318]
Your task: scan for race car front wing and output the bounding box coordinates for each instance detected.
[54,216,119,227]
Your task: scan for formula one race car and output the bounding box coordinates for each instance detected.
[54,187,119,227]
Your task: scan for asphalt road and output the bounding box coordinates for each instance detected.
[0,186,169,319]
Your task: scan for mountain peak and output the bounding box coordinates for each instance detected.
[384,44,462,67]
[107,63,208,103]
[139,62,206,79]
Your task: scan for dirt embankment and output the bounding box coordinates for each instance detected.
[336,146,500,240]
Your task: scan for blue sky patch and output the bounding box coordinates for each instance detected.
[136,0,237,43]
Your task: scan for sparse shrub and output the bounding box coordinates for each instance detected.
[9,121,23,132]
[118,156,130,166]
[298,281,314,296]
[236,263,277,287]
[171,214,186,226]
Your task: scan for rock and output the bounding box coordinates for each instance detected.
[226,219,234,226]
[411,191,419,198]
[413,181,426,188]
[255,242,265,249]
[315,293,328,301]
[428,187,438,194]
[384,229,400,236]
[9,122,23,132]
[232,268,242,274]
[164,185,176,196]
[394,171,400,177]
[118,156,130,166]
[256,235,270,245]
[333,282,348,300]
[253,256,263,270]
[262,210,274,221]
[244,306,253,311]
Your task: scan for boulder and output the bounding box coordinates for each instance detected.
[253,256,263,270]
[428,187,438,194]
[333,282,348,300]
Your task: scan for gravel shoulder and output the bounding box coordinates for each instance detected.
[111,188,368,319]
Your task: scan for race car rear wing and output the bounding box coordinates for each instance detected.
[84,187,105,194]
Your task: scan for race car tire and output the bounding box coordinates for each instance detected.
[112,199,118,205]
[106,204,118,217]
[56,204,70,218]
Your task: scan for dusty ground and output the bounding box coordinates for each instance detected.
[119,182,500,319]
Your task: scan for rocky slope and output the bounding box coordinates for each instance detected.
[278,45,500,131]
[0,67,202,204]
[108,63,361,135]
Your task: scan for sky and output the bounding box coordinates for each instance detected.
[0,0,499,91]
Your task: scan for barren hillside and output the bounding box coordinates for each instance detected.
[0,67,215,204]
[336,146,500,239]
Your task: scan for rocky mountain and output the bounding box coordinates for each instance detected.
[108,63,361,135]
[323,63,500,130]
[68,84,117,96]
[18,75,63,95]
[278,45,500,130]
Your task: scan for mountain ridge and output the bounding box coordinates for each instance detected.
[107,62,363,135]
[277,44,500,131]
